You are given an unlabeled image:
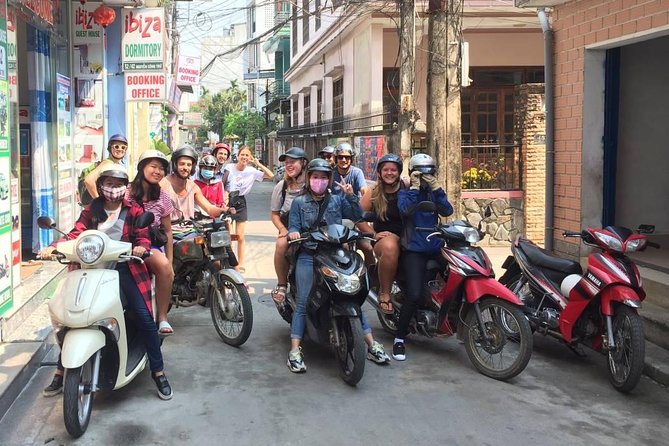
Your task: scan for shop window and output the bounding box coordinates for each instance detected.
[292,99,298,127]
[304,94,311,124]
[333,78,344,132]
[317,88,322,122]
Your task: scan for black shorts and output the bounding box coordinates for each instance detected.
[230,195,248,222]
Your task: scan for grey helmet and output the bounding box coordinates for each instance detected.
[335,142,355,158]
[198,154,217,168]
[318,146,335,157]
[408,153,436,175]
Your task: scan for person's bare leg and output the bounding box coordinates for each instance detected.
[146,250,175,326]
[236,220,247,268]
[274,236,288,284]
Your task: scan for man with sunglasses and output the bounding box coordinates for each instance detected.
[331,143,368,197]
[82,134,129,201]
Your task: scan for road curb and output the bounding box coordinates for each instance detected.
[644,341,669,388]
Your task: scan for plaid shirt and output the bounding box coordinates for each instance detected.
[55,200,153,315]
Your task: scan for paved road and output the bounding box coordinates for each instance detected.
[2,181,669,445]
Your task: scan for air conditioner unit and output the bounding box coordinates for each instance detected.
[102,0,145,7]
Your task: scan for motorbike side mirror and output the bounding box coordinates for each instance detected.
[637,224,655,234]
[37,216,57,230]
[416,201,436,213]
[136,212,155,229]
[361,211,377,222]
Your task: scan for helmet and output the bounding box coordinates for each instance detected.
[376,153,402,173]
[335,143,355,158]
[409,153,436,175]
[306,158,332,174]
[199,154,217,168]
[171,145,199,176]
[96,164,129,186]
[212,143,231,158]
[137,149,169,172]
[318,146,335,156]
[108,133,128,148]
[279,147,308,162]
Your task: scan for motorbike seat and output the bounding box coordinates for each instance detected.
[519,240,582,275]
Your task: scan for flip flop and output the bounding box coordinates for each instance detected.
[158,320,174,336]
[378,292,394,315]
[271,285,287,307]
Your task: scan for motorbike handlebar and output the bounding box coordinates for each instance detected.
[648,241,661,249]
[562,231,582,238]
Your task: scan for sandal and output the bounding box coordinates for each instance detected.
[158,320,174,336]
[271,285,287,307]
[378,292,394,315]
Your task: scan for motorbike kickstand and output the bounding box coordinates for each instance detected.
[565,343,587,358]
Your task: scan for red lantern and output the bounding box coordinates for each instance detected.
[92,5,116,28]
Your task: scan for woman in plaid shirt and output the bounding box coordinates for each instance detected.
[40,165,173,400]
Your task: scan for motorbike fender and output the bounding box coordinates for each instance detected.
[217,268,245,285]
[463,277,524,305]
[331,302,361,318]
[61,328,105,369]
[600,285,643,316]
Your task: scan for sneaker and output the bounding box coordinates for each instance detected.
[153,373,173,400]
[287,347,307,373]
[43,373,63,397]
[367,341,390,364]
[392,342,406,361]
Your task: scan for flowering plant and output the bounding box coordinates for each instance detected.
[462,156,513,189]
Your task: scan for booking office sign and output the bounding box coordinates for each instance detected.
[0,0,12,315]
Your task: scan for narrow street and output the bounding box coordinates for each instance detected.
[1,181,669,446]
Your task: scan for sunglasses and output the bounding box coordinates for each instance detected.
[111,144,128,150]
[337,155,352,160]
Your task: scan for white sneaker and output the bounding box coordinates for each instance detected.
[287,347,307,373]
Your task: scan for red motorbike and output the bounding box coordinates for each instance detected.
[499,226,658,393]
[367,207,533,381]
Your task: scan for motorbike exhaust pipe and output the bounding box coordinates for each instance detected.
[366,289,381,311]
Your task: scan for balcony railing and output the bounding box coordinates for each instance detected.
[461,144,521,190]
[277,105,398,137]
[273,81,290,99]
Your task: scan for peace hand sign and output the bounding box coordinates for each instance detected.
[335,179,354,195]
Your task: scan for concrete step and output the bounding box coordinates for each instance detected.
[0,340,50,420]
[639,265,669,309]
[640,300,669,351]
[0,262,65,342]
[644,340,669,387]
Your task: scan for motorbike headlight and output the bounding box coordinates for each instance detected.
[93,318,120,341]
[336,273,361,294]
[76,234,104,264]
[210,230,231,248]
[593,232,623,252]
[625,238,647,253]
[463,227,481,244]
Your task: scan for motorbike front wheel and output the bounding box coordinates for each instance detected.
[607,306,645,393]
[463,298,533,381]
[210,278,253,346]
[334,316,366,386]
[63,355,95,438]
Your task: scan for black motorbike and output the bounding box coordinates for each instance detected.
[171,215,253,346]
[280,224,372,385]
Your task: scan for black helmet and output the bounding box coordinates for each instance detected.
[306,158,332,174]
[279,147,308,162]
[172,145,199,176]
[199,154,217,168]
[376,153,402,173]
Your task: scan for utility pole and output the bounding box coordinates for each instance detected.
[397,0,415,163]
[445,0,463,218]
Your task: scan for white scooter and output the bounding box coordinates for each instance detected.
[38,214,154,438]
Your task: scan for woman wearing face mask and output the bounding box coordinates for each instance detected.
[285,159,390,373]
[40,165,173,400]
[194,154,226,209]
[269,147,308,307]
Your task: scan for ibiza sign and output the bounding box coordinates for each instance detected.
[122,8,166,71]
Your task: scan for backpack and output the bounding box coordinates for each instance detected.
[77,160,102,206]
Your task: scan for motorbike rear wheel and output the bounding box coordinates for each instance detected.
[463,298,533,381]
[63,355,95,438]
[210,278,253,347]
[607,306,645,393]
[334,316,366,386]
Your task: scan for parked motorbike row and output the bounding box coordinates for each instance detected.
[39,201,658,437]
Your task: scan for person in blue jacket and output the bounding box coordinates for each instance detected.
[286,158,390,373]
[393,153,454,361]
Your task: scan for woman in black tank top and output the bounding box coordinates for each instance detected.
[360,154,406,314]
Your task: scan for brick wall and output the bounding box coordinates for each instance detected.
[552,0,669,257]
[515,84,545,245]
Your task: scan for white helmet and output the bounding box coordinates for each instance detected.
[409,153,436,175]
